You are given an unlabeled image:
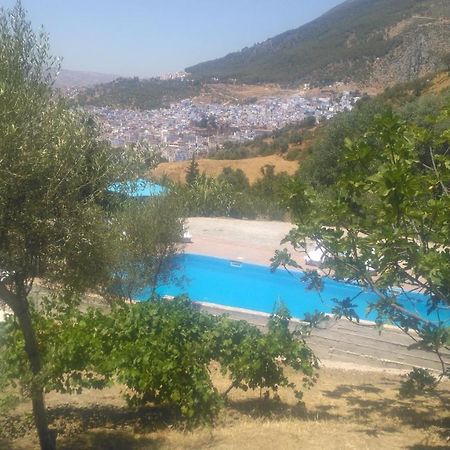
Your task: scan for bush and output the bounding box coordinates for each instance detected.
[107,298,221,422]
[214,303,317,400]
[0,296,317,424]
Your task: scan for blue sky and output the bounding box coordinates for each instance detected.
[2,0,343,77]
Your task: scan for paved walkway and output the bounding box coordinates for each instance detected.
[185,217,302,266]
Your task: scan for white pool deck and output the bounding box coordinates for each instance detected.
[184,217,449,373]
[185,217,301,266]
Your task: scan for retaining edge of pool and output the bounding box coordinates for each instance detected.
[191,300,449,373]
[192,300,400,331]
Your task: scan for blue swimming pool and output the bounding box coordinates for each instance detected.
[109,178,165,197]
[135,254,449,324]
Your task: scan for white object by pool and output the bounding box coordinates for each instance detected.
[0,307,11,323]
[305,247,325,266]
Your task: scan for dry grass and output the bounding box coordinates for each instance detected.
[151,155,299,185]
[4,366,450,450]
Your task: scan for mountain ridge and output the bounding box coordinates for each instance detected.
[186,0,450,86]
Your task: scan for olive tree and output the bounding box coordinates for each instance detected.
[0,3,145,448]
[107,194,185,302]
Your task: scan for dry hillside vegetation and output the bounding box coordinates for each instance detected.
[193,83,302,105]
[425,72,450,95]
[151,155,299,184]
[195,82,377,104]
[187,0,450,86]
[3,367,449,450]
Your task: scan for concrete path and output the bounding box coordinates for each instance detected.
[185,217,300,266]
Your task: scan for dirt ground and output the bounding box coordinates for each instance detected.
[2,367,449,450]
[194,83,302,104]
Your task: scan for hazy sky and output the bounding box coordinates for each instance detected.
[2,0,343,77]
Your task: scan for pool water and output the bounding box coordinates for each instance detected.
[109,178,165,197]
[135,254,449,324]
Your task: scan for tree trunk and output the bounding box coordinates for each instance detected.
[0,283,56,450]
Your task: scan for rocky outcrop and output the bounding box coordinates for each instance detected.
[370,18,450,85]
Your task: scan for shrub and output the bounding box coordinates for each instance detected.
[0,296,317,424]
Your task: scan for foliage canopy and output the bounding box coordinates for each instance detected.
[0,3,155,448]
[278,111,450,381]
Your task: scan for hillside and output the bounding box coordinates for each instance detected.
[73,1,450,109]
[75,77,202,110]
[297,70,450,188]
[187,0,450,86]
[151,154,298,184]
[185,71,450,173]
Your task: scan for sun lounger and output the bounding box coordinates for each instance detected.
[305,247,325,267]
[182,230,192,243]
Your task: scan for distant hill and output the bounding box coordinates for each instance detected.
[54,69,119,88]
[75,77,202,110]
[186,0,450,86]
[298,70,450,188]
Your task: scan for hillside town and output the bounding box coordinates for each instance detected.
[85,91,360,161]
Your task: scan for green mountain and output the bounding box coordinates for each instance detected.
[186,0,450,85]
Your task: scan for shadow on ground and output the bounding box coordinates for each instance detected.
[325,382,450,445]
[0,438,13,449]
[48,403,177,437]
[59,430,164,450]
[407,447,450,450]
[3,381,449,449]
[1,404,177,450]
[321,382,450,432]
[225,397,308,421]
[227,381,450,442]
